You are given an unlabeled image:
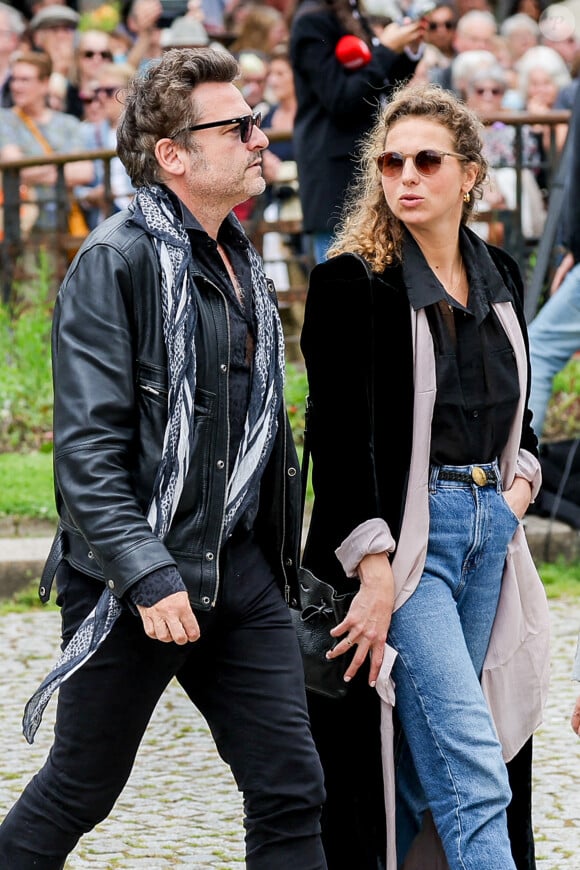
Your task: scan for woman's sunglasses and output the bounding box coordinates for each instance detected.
[181,111,262,144]
[377,149,467,178]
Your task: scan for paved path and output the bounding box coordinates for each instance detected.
[0,600,579,868]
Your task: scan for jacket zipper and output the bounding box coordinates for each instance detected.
[142,384,162,396]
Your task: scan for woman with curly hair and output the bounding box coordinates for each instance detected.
[300,83,549,869]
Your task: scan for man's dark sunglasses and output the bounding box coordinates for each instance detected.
[377,148,467,177]
[179,111,262,143]
[428,20,455,30]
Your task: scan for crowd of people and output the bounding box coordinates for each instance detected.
[0,0,578,250]
[0,0,579,868]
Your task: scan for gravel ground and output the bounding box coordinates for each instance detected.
[0,599,579,868]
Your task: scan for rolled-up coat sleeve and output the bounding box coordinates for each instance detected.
[335,518,396,578]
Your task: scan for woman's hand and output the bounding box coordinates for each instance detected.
[326,552,394,687]
[503,475,533,520]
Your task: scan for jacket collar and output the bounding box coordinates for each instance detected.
[402,225,512,324]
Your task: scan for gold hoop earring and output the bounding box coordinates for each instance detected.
[463,191,471,203]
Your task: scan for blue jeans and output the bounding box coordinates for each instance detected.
[389,462,519,870]
[311,232,334,265]
[528,263,580,437]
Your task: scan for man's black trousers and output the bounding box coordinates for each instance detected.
[0,531,327,869]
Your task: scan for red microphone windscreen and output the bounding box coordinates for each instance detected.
[335,34,372,69]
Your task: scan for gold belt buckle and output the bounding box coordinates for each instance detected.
[471,466,487,486]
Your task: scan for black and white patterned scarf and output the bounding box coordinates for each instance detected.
[23,186,284,743]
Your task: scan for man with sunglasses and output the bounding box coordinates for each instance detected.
[429,8,497,94]
[0,47,327,870]
[76,62,136,228]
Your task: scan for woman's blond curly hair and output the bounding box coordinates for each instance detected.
[328,83,489,272]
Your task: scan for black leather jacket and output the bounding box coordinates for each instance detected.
[43,207,301,611]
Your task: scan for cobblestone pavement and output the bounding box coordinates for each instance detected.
[0,599,579,868]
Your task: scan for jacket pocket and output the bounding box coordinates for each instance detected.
[137,360,168,407]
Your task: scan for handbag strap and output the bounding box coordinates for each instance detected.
[13,107,55,155]
[300,395,312,528]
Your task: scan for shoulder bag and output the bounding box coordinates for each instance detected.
[290,397,356,699]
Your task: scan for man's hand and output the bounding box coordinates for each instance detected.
[571,695,580,735]
[326,552,394,687]
[137,590,200,645]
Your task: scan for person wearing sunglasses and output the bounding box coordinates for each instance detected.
[464,64,546,244]
[424,1,457,60]
[0,47,328,870]
[61,30,117,119]
[300,82,548,870]
[76,62,137,229]
[429,9,497,95]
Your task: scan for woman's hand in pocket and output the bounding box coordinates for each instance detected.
[503,476,533,520]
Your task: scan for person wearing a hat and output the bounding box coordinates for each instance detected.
[29,4,79,75]
[160,12,210,49]
[29,4,80,115]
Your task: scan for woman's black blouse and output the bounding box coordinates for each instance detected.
[402,229,520,466]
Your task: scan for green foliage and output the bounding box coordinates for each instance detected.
[553,357,580,394]
[0,269,54,451]
[0,580,57,613]
[537,558,580,598]
[0,451,56,520]
[284,363,308,446]
[543,358,580,441]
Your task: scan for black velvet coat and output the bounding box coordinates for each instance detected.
[300,242,536,592]
[299,242,538,870]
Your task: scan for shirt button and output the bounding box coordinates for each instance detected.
[201,596,211,605]
[220,363,228,373]
[107,579,115,590]
[216,459,225,469]
[87,550,94,559]
[205,551,214,561]
[287,467,297,477]
[472,410,479,418]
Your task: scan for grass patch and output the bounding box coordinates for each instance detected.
[536,558,580,598]
[0,451,56,520]
[0,580,58,614]
[544,357,580,441]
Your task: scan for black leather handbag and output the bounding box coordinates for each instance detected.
[290,398,355,699]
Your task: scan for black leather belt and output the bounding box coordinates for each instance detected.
[437,467,498,487]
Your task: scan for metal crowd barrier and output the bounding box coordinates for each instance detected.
[0,111,571,316]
